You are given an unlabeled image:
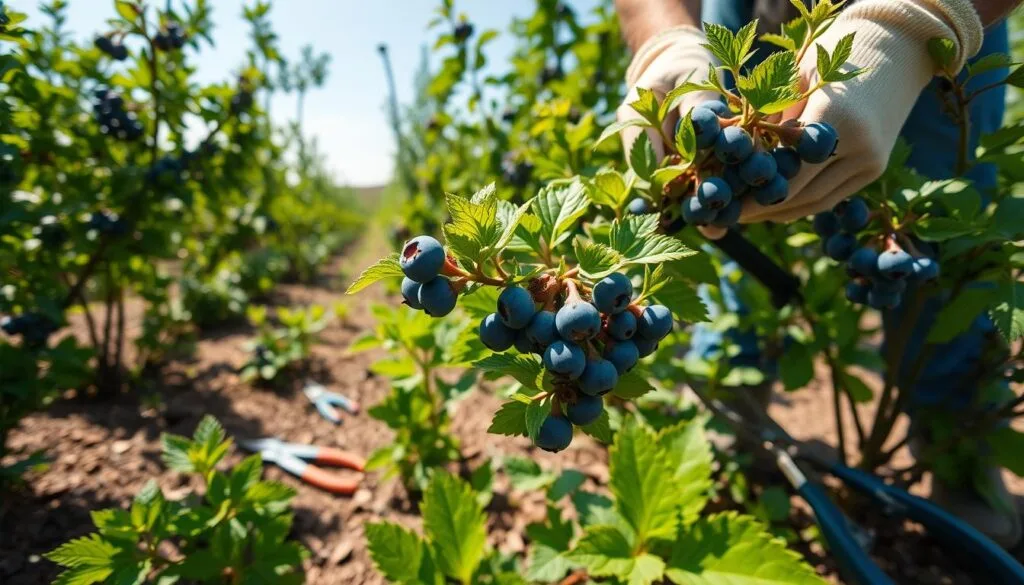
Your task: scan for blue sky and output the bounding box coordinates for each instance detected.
[25,0,602,186]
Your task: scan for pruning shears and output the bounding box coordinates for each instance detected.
[304,380,360,424]
[700,229,1024,584]
[238,437,365,495]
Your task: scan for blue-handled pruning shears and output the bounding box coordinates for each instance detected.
[303,380,360,424]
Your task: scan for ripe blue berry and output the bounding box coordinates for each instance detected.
[634,336,659,358]
[796,122,838,164]
[868,288,901,310]
[714,126,754,165]
[579,358,619,396]
[566,395,603,426]
[555,300,601,341]
[698,99,732,118]
[738,151,778,187]
[607,311,637,340]
[825,233,857,261]
[846,281,870,304]
[418,277,458,317]
[876,245,915,280]
[515,330,541,354]
[401,277,423,309]
[400,235,446,283]
[848,247,879,278]
[637,305,673,340]
[836,197,870,232]
[605,340,640,374]
[710,198,743,227]
[911,257,940,281]
[752,174,788,206]
[543,340,586,378]
[688,107,721,149]
[771,147,802,180]
[696,177,733,211]
[525,310,558,347]
[813,211,840,238]
[627,198,649,214]
[536,415,573,452]
[682,196,717,226]
[722,165,749,196]
[593,273,633,315]
[498,286,536,329]
[480,313,516,351]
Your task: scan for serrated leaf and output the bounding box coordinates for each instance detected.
[365,522,425,582]
[1006,64,1024,88]
[629,87,661,127]
[760,32,796,51]
[46,534,118,568]
[658,420,712,523]
[51,565,114,585]
[492,198,532,253]
[927,37,956,71]
[527,544,576,582]
[609,422,678,542]
[567,525,666,585]
[967,52,1014,78]
[421,472,487,583]
[629,133,658,181]
[816,33,862,83]
[990,281,1024,342]
[596,118,653,148]
[666,512,826,584]
[160,433,194,473]
[474,353,543,389]
[589,170,630,209]
[194,415,225,448]
[581,410,613,443]
[675,110,697,162]
[610,215,696,265]
[346,254,402,294]
[702,22,756,72]
[534,180,591,248]
[444,192,502,262]
[660,81,718,122]
[488,401,529,437]
[574,238,625,279]
[737,51,801,114]
[526,398,552,442]
[612,370,655,399]
[650,280,707,323]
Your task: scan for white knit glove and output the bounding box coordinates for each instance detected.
[617,26,719,162]
[740,0,983,223]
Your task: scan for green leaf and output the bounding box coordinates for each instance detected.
[194,415,226,451]
[839,371,874,403]
[527,544,576,582]
[660,82,718,122]
[473,353,543,389]
[46,534,118,569]
[51,566,114,585]
[629,132,659,181]
[779,342,814,391]
[444,192,503,263]
[760,32,796,52]
[988,427,1024,477]
[589,170,631,209]
[701,22,755,72]
[533,180,591,249]
[628,87,662,127]
[504,456,556,491]
[1006,64,1024,88]
[581,410,613,443]
[913,216,980,241]
[365,522,425,582]
[160,433,194,473]
[526,398,552,442]
[488,401,529,437]
[927,37,956,71]
[816,33,864,83]
[421,472,487,583]
[666,512,826,584]
[968,52,1014,78]
[574,238,625,279]
[737,51,801,115]
[230,454,263,499]
[115,1,138,22]
[928,285,1000,343]
[612,370,655,399]
[492,199,533,253]
[990,281,1024,342]
[650,281,707,323]
[346,254,403,294]
[609,421,678,542]
[610,215,696,266]
[658,419,713,523]
[674,110,697,162]
[596,118,652,149]
[549,470,588,501]
[567,525,666,585]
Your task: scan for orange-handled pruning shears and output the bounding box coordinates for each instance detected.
[239,437,365,495]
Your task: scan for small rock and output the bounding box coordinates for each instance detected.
[111,440,131,454]
[328,538,353,566]
[351,488,373,511]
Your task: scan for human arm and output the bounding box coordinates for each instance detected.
[614,0,702,51]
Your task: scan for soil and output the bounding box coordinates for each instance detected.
[1,232,1022,585]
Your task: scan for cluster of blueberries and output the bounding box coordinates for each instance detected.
[454,21,474,42]
[154,22,187,51]
[398,235,459,317]
[94,35,129,61]
[93,89,144,142]
[814,197,940,309]
[501,155,534,188]
[33,215,68,248]
[87,210,130,237]
[630,101,839,232]
[1,312,57,348]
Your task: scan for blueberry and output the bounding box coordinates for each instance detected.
[836,197,870,232]
[592,273,633,315]
[566,395,604,426]
[480,313,516,351]
[536,415,573,452]
[400,235,446,283]
[555,300,601,341]
[627,198,649,214]
[94,35,113,53]
[543,340,586,378]
[607,311,637,340]
[714,126,754,165]
[497,286,536,329]
[867,288,901,310]
[605,340,639,374]
[682,196,717,226]
[847,247,879,278]
[454,21,474,41]
[796,122,838,164]
[738,151,778,187]
[696,177,733,211]
[845,281,870,304]
[634,335,659,358]
[812,211,840,238]
[515,329,541,354]
[525,310,558,347]
[401,277,423,309]
[637,305,673,340]
[687,107,721,149]
[417,277,458,317]
[825,233,857,261]
[698,99,732,118]
[1,315,20,335]
[578,358,619,396]
[911,257,940,281]
[722,165,749,196]
[771,147,802,180]
[876,245,915,280]
[709,198,743,227]
[752,174,788,206]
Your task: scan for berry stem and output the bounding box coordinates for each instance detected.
[753,119,802,145]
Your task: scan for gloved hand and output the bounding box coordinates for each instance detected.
[617,25,719,162]
[740,0,983,223]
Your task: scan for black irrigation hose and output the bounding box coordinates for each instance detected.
[709,229,803,308]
